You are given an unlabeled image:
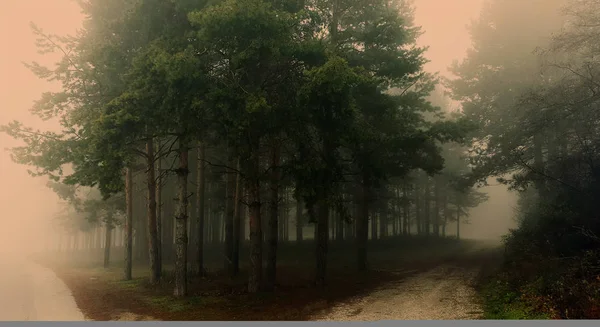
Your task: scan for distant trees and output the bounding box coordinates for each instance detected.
[2,0,485,297]
[449,0,600,318]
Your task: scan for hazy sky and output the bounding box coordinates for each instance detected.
[413,0,484,76]
[0,0,83,251]
[0,0,512,249]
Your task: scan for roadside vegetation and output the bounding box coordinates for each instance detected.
[452,0,600,319]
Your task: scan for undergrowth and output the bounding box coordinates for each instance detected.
[478,191,600,319]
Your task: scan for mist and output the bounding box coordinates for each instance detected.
[2,0,595,322]
[1,0,515,256]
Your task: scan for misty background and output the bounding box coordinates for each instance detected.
[0,0,516,255]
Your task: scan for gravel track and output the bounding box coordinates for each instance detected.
[310,243,499,321]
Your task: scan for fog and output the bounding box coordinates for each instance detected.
[8,0,594,322]
[0,1,83,256]
[0,0,515,257]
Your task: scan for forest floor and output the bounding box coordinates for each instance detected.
[34,237,502,321]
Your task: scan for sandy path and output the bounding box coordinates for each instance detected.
[0,255,85,321]
[311,244,497,321]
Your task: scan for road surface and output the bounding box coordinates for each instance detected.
[0,255,85,321]
[311,242,499,321]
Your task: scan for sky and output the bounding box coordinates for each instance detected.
[0,0,514,250]
[0,0,83,252]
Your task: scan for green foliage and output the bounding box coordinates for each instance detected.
[3,0,488,293]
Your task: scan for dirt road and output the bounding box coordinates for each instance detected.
[311,241,500,321]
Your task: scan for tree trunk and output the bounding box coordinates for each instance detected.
[533,133,546,198]
[433,177,441,237]
[206,182,213,244]
[246,137,263,293]
[247,144,263,293]
[371,211,377,240]
[283,191,289,242]
[104,222,113,269]
[423,178,430,236]
[124,167,133,280]
[162,178,174,263]
[174,137,189,297]
[456,206,461,240]
[232,158,242,276]
[224,148,236,275]
[156,145,163,278]
[146,138,160,284]
[403,184,410,235]
[196,142,206,275]
[266,144,280,291]
[336,202,344,242]
[357,176,370,271]
[379,199,387,239]
[442,191,448,237]
[315,201,329,286]
[295,196,303,242]
[392,188,399,236]
[415,181,421,235]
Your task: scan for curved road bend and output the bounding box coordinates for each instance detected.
[0,255,85,321]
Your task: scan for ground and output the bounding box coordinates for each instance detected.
[32,238,502,321]
[311,242,500,320]
[0,254,85,321]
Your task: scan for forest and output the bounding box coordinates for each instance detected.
[1,0,600,321]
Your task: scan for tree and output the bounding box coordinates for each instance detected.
[189,0,306,293]
[447,0,569,196]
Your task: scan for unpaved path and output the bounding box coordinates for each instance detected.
[0,255,85,321]
[311,242,499,321]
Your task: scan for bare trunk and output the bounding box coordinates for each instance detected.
[533,133,546,198]
[282,191,289,242]
[336,202,344,242]
[156,145,163,277]
[392,188,399,236]
[224,148,236,275]
[371,211,377,240]
[315,201,329,286]
[456,206,460,240]
[403,184,410,235]
[415,181,421,235]
[433,177,441,237]
[173,137,189,297]
[104,222,113,268]
[232,158,242,276]
[379,200,387,239]
[247,146,263,293]
[196,142,206,275]
[124,167,133,280]
[146,138,160,284]
[442,191,448,237]
[266,144,280,291]
[423,178,430,236]
[295,196,303,242]
[357,176,370,271]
